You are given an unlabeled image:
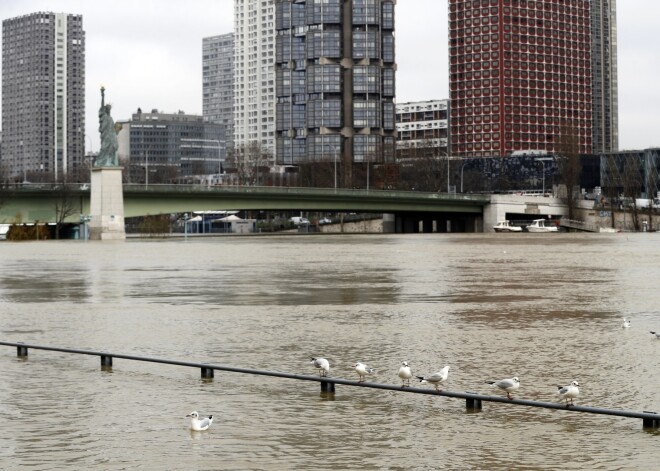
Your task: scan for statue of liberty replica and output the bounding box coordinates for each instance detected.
[94,86,120,167]
[88,86,126,240]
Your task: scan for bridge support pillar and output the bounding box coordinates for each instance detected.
[382,214,396,233]
[89,167,126,241]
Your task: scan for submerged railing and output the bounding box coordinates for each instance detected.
[1,341,658,431]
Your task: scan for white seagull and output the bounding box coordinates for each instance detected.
[416,365,450,392]
[398,361,413,387]
[310,357,330,377]
[622,317,631,328]
[353,362,375,382]
[556,381,580,406]
[485,376,520,400]
[650,331,660,339]
[186,411,213,431]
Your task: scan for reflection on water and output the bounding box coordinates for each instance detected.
[0,234,659,469]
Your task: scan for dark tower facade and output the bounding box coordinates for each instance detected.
[2,12,85,181]
[275,0,396,186]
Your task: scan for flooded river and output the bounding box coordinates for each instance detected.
[0,233,659,470]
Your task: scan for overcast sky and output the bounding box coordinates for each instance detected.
[0,0,658,152]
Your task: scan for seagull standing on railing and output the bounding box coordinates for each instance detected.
[398,361,413,387]
[485,376,520,400]
[556,381,580,406]
[186,411,213,431]
[310,357,330,377]
[353,362,375,382]
[416,365,450,392]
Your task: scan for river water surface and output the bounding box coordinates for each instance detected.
[0,233,659,470]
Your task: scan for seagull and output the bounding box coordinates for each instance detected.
[310,357,330,377]
[622,317,631,328]
[556,381,580,406]
[416,365,450,392]
[485,376,520,400]
[186,411,213,431]
[353,362,375,382]
[398,361,413,387]
[650,331,660,339]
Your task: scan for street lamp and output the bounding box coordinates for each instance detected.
[183,213,190,241]
[334,146,338,190]
[144,147,150,187]
[460,160,469,193]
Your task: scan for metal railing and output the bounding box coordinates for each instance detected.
[1,341,658,431]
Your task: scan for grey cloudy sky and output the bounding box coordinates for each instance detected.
[0,0,658,151]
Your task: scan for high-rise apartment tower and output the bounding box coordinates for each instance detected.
[449,0,592,157]
[275,0,397,182]
[233,0,276,161]
[2,12,85,180]
[203,33,234,150]
[591,0,618,153]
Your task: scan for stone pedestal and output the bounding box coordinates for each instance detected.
[89,167,126,240]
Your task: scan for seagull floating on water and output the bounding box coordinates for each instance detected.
[353,362,375,382]
[398,361,413,387]
[416,365,450,392]
[556,381,580,406]
[485,376,520,400]
[310,357,330,377]
[622,317,631,328]
[186,411,213,431]
[650,331,660,339]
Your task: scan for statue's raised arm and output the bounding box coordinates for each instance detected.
[94,86,119,168]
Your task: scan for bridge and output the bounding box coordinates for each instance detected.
[0,184,491,233]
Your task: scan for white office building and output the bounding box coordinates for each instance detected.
[233,0,276,162]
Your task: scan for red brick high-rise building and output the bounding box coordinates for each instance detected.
[449,0,593,157]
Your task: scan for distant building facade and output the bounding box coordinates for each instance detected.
[449,0,593,157]
[233,0,276,160]
[396,100,449,159]
[203,33,234,149]
[117,109,225,184]
[1,12,85,181]
[274,0,397,184]
[591,0,618,153]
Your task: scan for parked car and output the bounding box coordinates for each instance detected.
[318,217,332,224]
[289,217,310,226]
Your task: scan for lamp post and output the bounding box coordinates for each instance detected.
[183,213,189,241]
[334,146,338,190]
[460,160,469,193]
[145,147,150,188]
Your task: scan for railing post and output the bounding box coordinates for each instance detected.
[321,380,335,394]
[101,355,113,369]
[201,367,214,379]
[643,411,659,430]
[17,344,28,358]
[466,393,482,412]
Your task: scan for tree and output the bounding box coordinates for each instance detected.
[556,124,582,220]
[227,142,272,186]
[602,155,620,229]
[621,154,643,231]
[397,140,448,191]
[53,182,79,239]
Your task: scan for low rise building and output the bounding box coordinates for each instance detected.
[396,100,449,159]
[117,109,225,184]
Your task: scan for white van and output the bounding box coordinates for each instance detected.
[289,217,310,226]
